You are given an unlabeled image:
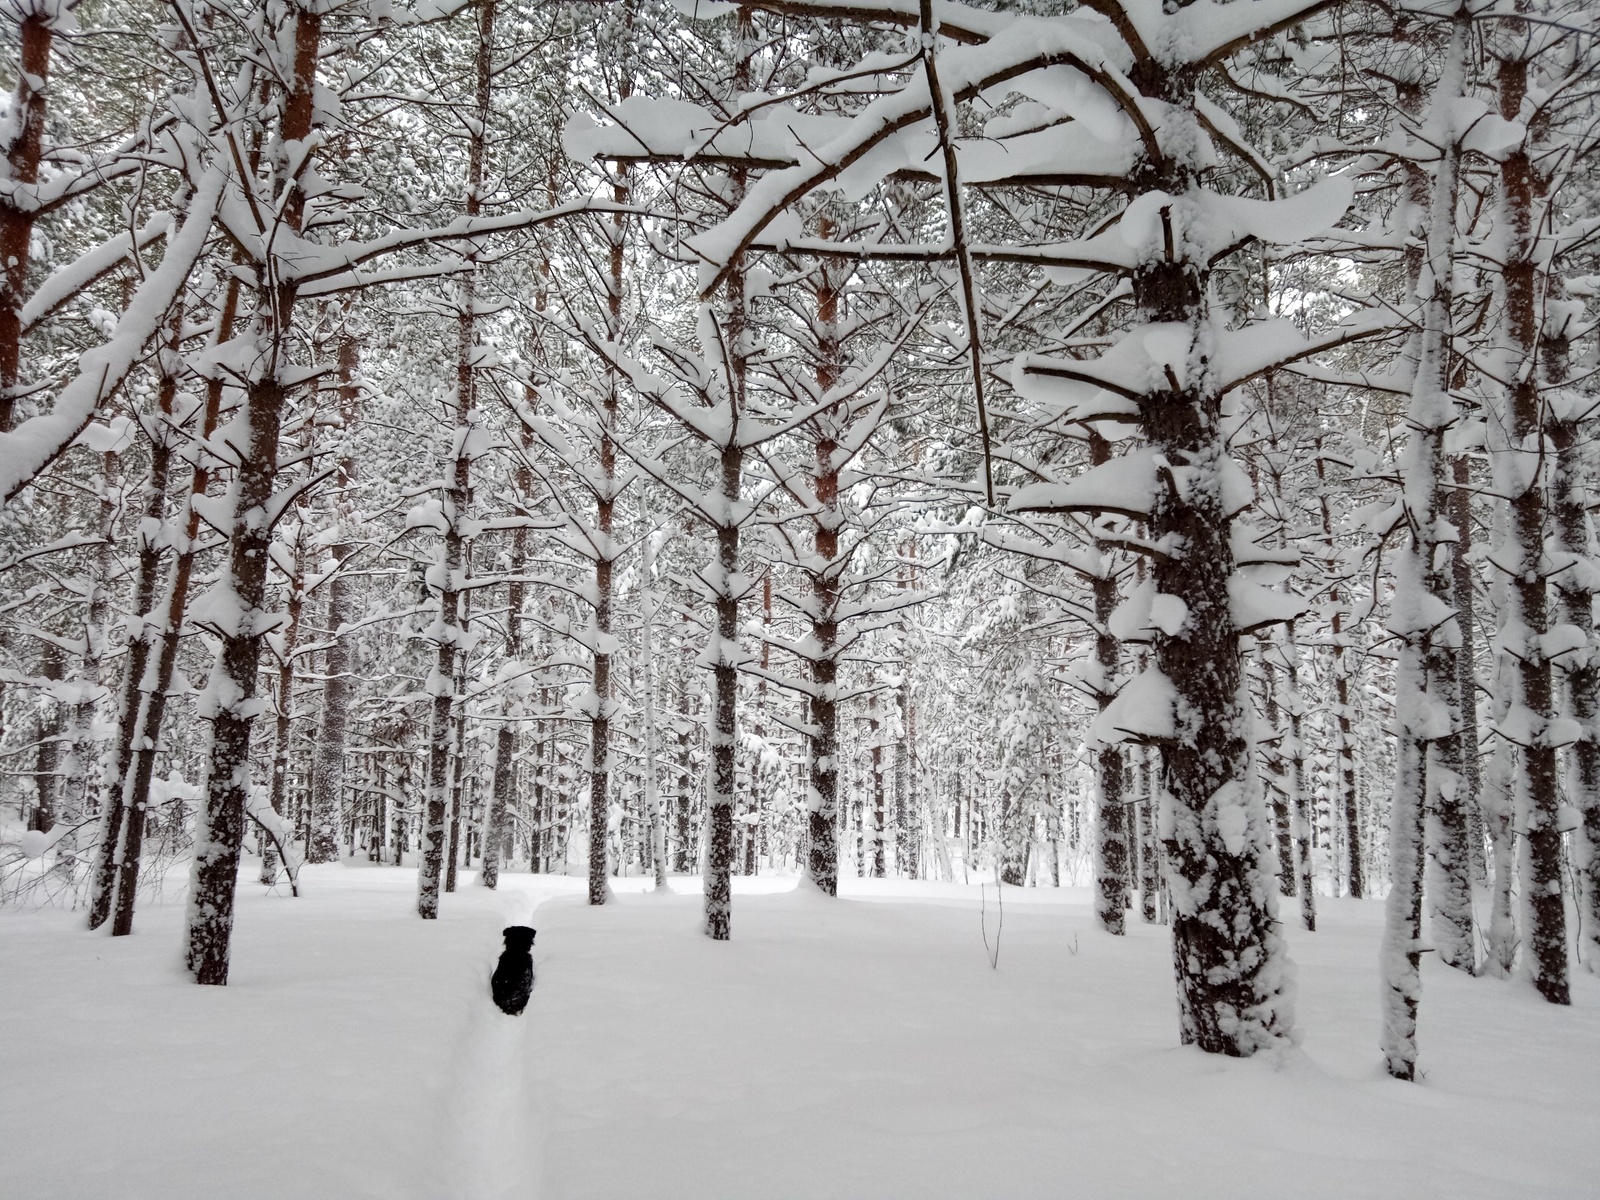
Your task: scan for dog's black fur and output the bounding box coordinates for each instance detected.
[491,925,536,1015]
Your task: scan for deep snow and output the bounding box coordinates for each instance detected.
[1,866,1596,1199]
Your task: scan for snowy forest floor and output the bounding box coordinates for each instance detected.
[2,868,1598,1199]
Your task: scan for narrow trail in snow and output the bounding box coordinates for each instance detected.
[433,888,561,1200]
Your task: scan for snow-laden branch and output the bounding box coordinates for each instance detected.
[1,165,226,504]
[20,215,171,334]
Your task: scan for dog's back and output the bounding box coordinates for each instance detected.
[492,926,536,1015]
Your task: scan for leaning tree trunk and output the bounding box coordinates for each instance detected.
[105,286,233,937]
[86,275,197,929]
[185,0,323,983]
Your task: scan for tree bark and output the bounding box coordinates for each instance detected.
[1494,23,1568,1005]
[1089,431,1126,935]
[0,3,54,432]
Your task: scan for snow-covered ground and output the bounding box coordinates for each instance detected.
[2,866,1597,1199]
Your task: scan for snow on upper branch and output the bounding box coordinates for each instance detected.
[1009,445,1255,522]
[563,95,1135,196]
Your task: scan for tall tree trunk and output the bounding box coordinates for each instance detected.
[1282,626,1315,931]
[1450,455,1484,883]
[0,1,54,432]
[307,339,361,865]
[186,0,324,978]
[1548,301,1600,975]
[1261,652,1295,896]
[262,524,306,884]
[418,0,490,917]
[869,694,886,878]
[1493,16,1568,1005]
[1381,4,1469,1075]
[704,436,743,938]
[702,6,754,941]
[804,214,843,896]
[1138,746,1161,923]
[643,513,667,889]
[184,356,291,983]
[31,639,64,831]
[1089,433,1126,935]
[105,286,232,936]
[1316,458,1363,898]
[484,420,532,890]
[446,606,470,894]
[1126,61,1290,1057]
[87,282,198,929]
[62,449,117,826]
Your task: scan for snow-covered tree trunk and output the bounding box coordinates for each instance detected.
[700,7,756,942]
[262,522,307,884]
[1315,457,1363,897]
[1482,502,1520,978]
[704,427,744,937]
[1449,454,1484,883]
[31,639,64,830]
[1492,10,1569,1005]
[0,0,60,431]
[583,197,625,909]
[643,514,667,889]
[868,692,887,878]
[185,359,295,981]
[1137,745,1161,923]
[1548,301,1600,975]
[86,291,193,929]
[1380,3,1470,1074]
[483,419,533,891]
[418,0,493,918]
[307,338,360,864]
[1282,625,1314,931]
[1127,76,1293,1054]
[102,284,232,936]
[445,586,473,894]
[1261,649,1296,896]
[185,0,325,981]
[63,447,116,823]
[1089,432,1126,936]
[802,215,845,896]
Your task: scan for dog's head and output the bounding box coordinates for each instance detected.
[502,925,537,951]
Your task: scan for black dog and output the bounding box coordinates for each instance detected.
[491,926,537,1015]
